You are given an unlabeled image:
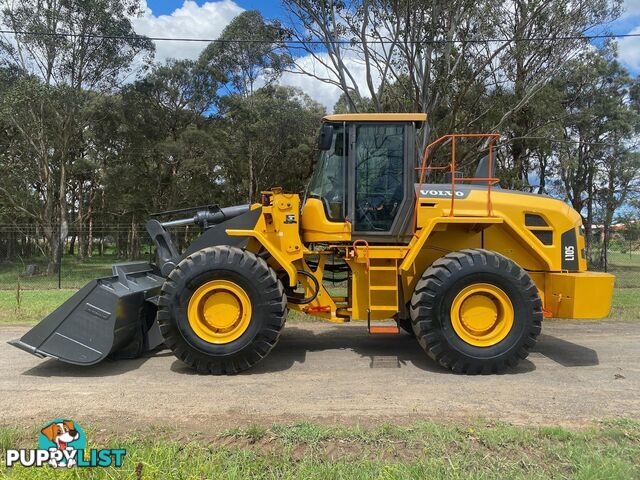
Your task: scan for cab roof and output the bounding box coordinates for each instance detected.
[322,113,427,124]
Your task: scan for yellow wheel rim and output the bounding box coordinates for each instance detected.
[187,280,252,344]
[450,283,514,347]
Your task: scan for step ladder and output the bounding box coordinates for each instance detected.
[353,241,401,335]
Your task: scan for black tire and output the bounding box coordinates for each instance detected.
[395,316,415,336]
[156,246,287,374]
[410,248,542,374]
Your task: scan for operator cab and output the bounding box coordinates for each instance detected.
[302,113,426,244]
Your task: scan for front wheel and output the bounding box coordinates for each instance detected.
[410,249,542,374]
[156,246,287,374]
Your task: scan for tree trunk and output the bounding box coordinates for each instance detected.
[47,230,60,276]
[58,159,69,271]
[128,218,138,260]
[5,230,13,260]
[537,155,547,194]
[68,235,76,256]
[600,224,610,272]
[77,181,85,260]
[248,141,254,203]
[585,166,595,262]
[86,188,94,258]
[99,189,106,256]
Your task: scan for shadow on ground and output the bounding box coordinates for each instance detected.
[20,350,174,378]
[20,327,598,378]
[534,334,599,367]
[170,326,537,376]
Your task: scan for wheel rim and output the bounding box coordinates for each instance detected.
[187,280,252,344]
[450,283,514,347]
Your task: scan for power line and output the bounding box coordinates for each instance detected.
[0,29,639,45]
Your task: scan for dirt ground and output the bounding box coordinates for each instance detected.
[0,320,638,433]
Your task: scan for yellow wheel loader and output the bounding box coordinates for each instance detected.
[10,114,615,374]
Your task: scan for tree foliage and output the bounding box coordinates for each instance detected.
[0,0,637,271]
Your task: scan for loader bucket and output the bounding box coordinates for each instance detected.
[9,263,165,366]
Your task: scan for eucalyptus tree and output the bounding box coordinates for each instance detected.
[556,50,640,262]
[199,10,293,201]
[218,86,325,203]
[282,0,620,152]
[0,0,154,270]
[199,10,292,98]
[114,59,224,219]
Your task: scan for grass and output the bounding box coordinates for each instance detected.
[609,287,640,320]
[607,251,640,267]
[0,420,638,479]
[605,256,640,319]
[0,290,75,324]
[0,255,145,290]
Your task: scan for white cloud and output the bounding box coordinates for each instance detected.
[623,0,640,17]
[131,1,244,64]
[278,51,378,112]
[618,26,640,70]
[129,2,375,111]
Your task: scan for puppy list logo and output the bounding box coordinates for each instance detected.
[5,419,126,468]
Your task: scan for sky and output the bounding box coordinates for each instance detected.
[139,0,640,112]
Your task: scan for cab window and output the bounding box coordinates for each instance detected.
[307,124,348,221]
[354,124,405,231]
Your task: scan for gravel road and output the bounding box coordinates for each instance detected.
[1,320,638,433]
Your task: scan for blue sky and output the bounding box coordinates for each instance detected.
[147,0,285,17]
[139,0,640,110]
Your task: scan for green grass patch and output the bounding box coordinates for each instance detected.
[0,255,131,290]
[607,251,640,268]
[611,288,640,308]
[607,266,640,289]
[609,288,640,320]
[1,420,639,479]
[0,290,75,324]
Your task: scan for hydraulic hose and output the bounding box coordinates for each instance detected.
[286,270,320,305]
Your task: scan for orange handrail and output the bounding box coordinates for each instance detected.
[414,133,500,233]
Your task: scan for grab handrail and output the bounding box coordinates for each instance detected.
[414,133,500,233]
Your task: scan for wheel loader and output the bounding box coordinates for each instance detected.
[10,113,615,374]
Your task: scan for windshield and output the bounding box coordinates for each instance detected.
[308,124,347,221]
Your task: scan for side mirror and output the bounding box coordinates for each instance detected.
[318,124,334,151]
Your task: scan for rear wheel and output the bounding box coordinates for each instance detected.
[157,246,287,374]
[410,249,542,374]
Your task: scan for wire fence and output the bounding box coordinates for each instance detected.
[0,224,638,291]
[0,224,155,290]
[587,229,640,290]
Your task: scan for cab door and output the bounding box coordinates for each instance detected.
[347,123,414,242]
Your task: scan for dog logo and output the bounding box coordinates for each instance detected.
[5,419,125,469]
[38,419,85,468]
